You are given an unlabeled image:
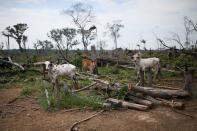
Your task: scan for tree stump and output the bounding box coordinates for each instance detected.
[184,68,196,98]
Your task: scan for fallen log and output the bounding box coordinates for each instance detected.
[0,59,24,70]
[72,82,97,93]
[80,72,98,78]
[88,78,109,85]
[153,84,180,90]
[106,98,149,111]
[131,86,189,98]
[117,65,135,70]
[143,95,162,105]
[127,95,153,107]
[156,98,184,109]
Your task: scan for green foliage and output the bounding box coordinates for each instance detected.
[174,54,194,67]
[72,52,83,69]
[80,79,92,87]
[113,86,128,100]
[98,66,135,84]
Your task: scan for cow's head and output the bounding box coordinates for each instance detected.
[44,61,53,71]
[131,53,141,63]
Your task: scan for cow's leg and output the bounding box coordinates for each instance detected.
[153,65,159,81]
[72,75,79,89]
[55,79,60,102]
[51,79,56,97]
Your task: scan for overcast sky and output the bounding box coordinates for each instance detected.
[0,0,197,50]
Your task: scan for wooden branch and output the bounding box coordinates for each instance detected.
[88,78,110,85]
[7,97,18,104]
[0,104,25,108]
[171,108,195,119]
[69,110,104,131]
[72,82,97,93]
[117,65,135,70]
[107,98,149,111]
[0,59,24,70]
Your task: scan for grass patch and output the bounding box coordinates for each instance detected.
[161,71,181,78]
[98,66,135,84]
[39,92,104,111]
[79,79,92,87]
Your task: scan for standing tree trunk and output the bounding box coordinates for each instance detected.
[184,68,196,98]
[7,36,10,50]
[114,34,117,49]
[17,39,24,52]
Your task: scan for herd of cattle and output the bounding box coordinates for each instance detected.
[41,53,160,98]
[0,53,161,99]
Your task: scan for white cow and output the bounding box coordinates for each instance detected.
[132,53,160,80]
[44,61,78,98]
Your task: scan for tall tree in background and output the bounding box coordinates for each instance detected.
[22,35,28,51]
[48,29,69,60]
[48,29,63,50]
[105,20,124,49]
[62,28,79,57]
[33,40,53,54]
[2,23,28,52]
[64,2,95,51]
[140,39,146,51]
[2,28,11,50]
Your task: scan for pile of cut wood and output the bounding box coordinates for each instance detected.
[106,83,189,111]
[77,73,189,111]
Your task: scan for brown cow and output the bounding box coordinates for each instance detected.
[82,58,98,74]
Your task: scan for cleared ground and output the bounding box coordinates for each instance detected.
[0,79,197,131]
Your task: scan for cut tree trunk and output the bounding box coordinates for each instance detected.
[184,69,196,98]
[131,86,189,99]
[106,98,149,111]
[127,95,153,107]
[156,98,184,109]
[143,95,163,105]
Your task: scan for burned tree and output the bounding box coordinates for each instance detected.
[2,23,28,52]
[64,3,95,51]
[105,20,124,49]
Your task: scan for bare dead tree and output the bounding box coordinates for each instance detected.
[169,32,184,49]
[157,38,197,57]
[64,2,95,51]
[105,20,124,49]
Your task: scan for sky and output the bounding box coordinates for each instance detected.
[0,0,197,50]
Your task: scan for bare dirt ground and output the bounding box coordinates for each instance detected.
[0,80,197,131]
